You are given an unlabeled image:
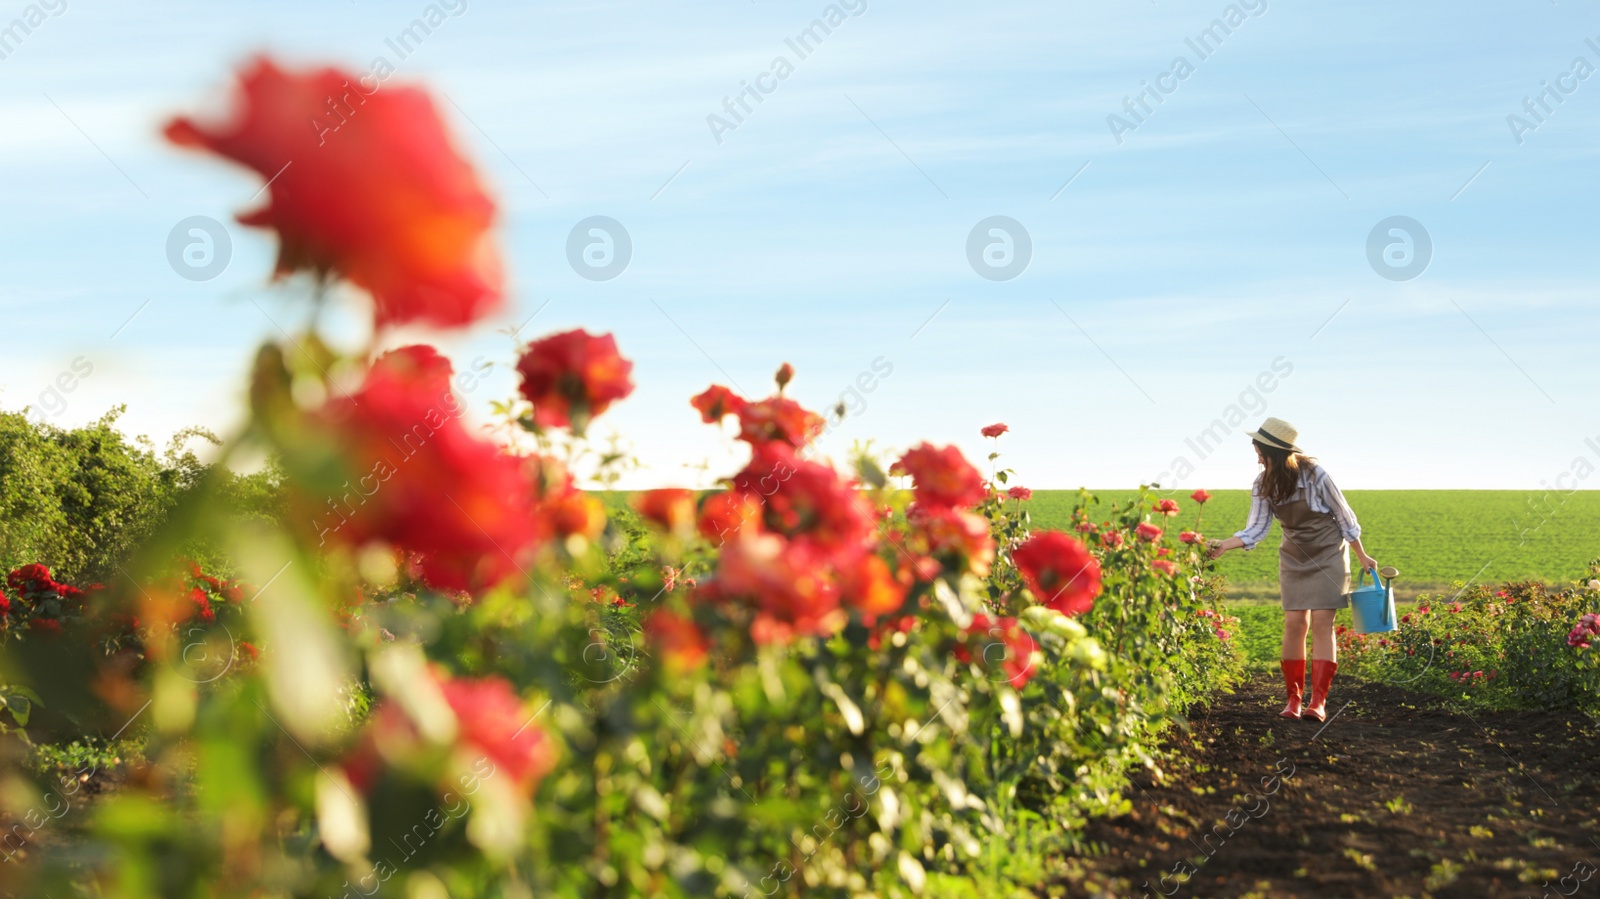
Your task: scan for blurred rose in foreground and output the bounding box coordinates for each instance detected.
[166,56,502,329]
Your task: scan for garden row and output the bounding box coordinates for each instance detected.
[1335,569,1600,720]
[0,56,1245,898]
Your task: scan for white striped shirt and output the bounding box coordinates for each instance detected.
[1233,463,1362,550]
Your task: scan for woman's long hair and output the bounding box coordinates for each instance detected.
[1255,440,1316,504]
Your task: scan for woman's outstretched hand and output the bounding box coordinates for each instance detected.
[1207,536,1244,560]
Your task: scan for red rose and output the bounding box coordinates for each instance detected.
[690,385,747,423]
[543,488,606,542]
[525,454,604,542]
[1013,532,1102,616]
[736,397,825,449]
[7,564,58,598]
[645,610,709,673]
[697,491,763,545]
[1151,559,1179,577]
[634,489,698,536]
[891,443,986,509]
[1179,530,1200,544]
[516,329,634,434]
[1153,499,1180,517]
[188,587,216,623]
[731,445,874,552]
[837,551,908,624]
[693,381,825,449]
[311,345,542,592]
[962,615,1037,688]
[906,505,995,579]
[867,615,917,651]
[980,423,1009,439]
[347,671,557,797]
[0,588,9,618]
[1007,486,1033,501]
[1135,522,1164,543]
[437,676,558,792]
[27,618,62,637]
[1101,531,1125,549]
[165,58,502,330]
[696,535,845,645]
[1190,489,1212,504]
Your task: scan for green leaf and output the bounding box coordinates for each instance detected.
[857,456,888,489]
[4,693,31,727]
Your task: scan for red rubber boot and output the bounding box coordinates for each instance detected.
[1279,659,1306,719]
[1305,659,1338,723]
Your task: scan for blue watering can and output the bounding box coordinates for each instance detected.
[1349,566,1398,633]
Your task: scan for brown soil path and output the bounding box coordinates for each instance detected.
[1056,674,1600,898]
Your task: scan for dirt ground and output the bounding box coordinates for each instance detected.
[1056,673,1600,898]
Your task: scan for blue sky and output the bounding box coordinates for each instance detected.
[2,0,1598,493]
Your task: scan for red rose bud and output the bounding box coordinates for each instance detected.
[1190,489,1212,504]
[775,362,794,391]
[980,423,1009,439]
[1153,499,1180,517]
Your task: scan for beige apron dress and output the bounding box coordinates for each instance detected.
[1271,492,1350,611]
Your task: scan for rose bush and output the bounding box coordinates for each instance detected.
[0,56,1247,898]
[1336,563,1600,719]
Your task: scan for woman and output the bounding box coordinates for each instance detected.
[1207,417,1377,722]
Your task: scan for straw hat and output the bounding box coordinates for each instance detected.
[1247,417,1303,453]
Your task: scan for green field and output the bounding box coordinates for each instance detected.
[605,488,1600,601]
[1025,490,1600,601]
